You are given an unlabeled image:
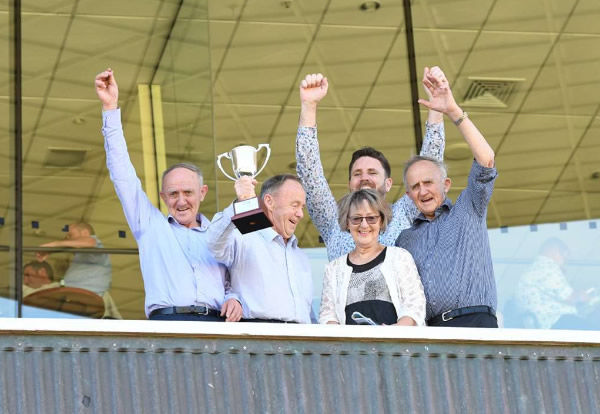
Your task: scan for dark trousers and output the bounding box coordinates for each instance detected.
[240,318,297,323]
[428,312,498,328]
[149,313,226,322]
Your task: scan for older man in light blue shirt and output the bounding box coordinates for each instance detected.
[95,68,242,321]
[207,174,313,324]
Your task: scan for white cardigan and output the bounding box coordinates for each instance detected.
[319,246,426,326]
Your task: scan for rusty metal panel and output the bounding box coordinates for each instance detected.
[1,329,600,414]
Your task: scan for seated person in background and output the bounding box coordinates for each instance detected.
[396,68,498,328]
[207,175,314,324]
[319,189,425,326]
[23,261,59,297]
[37,222,111,295]
[515,238,596,330]
[296,68,446,261]
[23,259,121,319]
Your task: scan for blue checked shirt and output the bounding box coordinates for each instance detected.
[296,122,445,261]
[102,109,235,317]
[396,161,498,321]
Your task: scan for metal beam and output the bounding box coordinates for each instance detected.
[10,0,23,318]
[403,0,422,153]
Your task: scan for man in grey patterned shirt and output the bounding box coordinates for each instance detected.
[296,68,447,261]
[396,71,498,328]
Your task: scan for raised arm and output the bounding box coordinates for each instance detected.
[296,74,340,244]
[205,177,255,267]
[418,69,495,167]
[394,67,446,216]
[419,67,446,161]
[95,69,155,237]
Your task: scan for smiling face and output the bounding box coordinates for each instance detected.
[160,167,208,228]
[349,156,392,195]
[348,200,381,249]
[405,160,451,220]
[263,179,306,241]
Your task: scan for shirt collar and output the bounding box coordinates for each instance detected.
[259,226,298,247]
[415,198,453,222]
[167,213,209,231]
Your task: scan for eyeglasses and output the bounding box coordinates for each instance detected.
[348,215,380,225]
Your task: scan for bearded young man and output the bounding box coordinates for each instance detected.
[295,68,447,261]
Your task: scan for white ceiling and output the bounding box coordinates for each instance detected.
[0,0,599,318]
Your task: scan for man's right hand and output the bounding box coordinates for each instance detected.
[234,176,257,201]
[300,73,328,105]
[95,68,119,111]
[298,73,328,127]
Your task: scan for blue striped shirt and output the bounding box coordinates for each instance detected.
[395,161,498,321]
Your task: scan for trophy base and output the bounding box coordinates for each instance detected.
[232,197,272,234]
[232,208,272,234]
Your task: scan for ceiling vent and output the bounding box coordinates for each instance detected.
[460,77,524,108]
[43,147,87,168]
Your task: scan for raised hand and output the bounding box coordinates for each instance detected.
[234,176,257,201]
[95,68,119,111]
[300,73,329,105]
[418,66,459,116]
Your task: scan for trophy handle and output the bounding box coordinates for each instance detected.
[254,144,271,177]
[216,151,237,181]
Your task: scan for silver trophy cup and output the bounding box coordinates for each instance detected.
[216,144,271,181]
[216,144,272,234]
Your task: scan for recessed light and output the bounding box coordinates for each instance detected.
[360,1,381,12]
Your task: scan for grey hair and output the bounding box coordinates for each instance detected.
[161,163,204,188]
[403,155,448,188]
[260,174,303,199]
[337,189,392,233]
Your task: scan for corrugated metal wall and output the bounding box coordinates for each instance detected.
[1,330,599,413]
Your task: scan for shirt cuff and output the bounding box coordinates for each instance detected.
[471,159,498,181]
[224,292,241,304]
[102,108,121,128]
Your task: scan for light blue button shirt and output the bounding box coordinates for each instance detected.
[102,109,233,317]
[207,204,314,323]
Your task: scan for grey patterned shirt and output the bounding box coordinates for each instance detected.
[296,122,445,261]
[346,265,392,306]
[396,161,498,321]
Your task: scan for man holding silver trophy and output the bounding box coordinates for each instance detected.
[207,149,314,323]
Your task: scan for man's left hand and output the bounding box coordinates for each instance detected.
[418,66,459,116]
[221,298,243,322]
